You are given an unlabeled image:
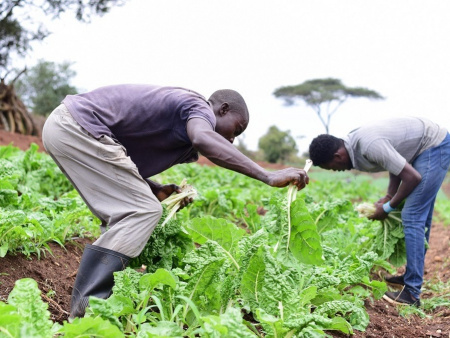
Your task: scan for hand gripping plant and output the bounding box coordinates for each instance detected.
[274,159,313,253]
[355,202,406,266]
[160,179,198,227]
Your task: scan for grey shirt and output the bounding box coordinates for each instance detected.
[343,117,448,175]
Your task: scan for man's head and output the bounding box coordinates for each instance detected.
[309,134,352,171]
[208,89,249,144]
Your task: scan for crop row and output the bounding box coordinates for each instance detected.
[1,144,448,337]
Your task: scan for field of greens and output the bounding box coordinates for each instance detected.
[1,143,449,337]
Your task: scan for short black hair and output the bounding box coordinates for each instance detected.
[209,89,249,122]
[309,134,343,166]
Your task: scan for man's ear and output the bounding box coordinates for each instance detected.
[219,102,229,116]
[334,147,346,159]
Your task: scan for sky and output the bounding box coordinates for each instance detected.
[26,0,450,155]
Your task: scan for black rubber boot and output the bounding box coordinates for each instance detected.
[69,244,131,320]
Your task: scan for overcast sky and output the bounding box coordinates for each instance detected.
[28,0,450,154]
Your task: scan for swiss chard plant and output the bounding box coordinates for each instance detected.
[3,146,449,336]
[0,144,100,257]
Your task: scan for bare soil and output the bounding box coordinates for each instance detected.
[1,130,449,337]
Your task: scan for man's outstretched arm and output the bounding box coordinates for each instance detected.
[187,118,309,190]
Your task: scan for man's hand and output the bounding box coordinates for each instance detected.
[267,168,309,190]
[152,183,193,209]
[368,202,389,221]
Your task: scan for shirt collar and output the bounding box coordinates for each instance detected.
[343,136,355,170]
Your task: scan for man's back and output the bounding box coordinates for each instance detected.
[63,84,216,177]
[344,117,447,174]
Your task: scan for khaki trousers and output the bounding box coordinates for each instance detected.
[42,104,162,257]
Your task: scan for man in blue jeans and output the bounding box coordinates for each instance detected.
[309,117,450,307]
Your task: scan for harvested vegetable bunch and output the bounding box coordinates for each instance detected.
[355,202,377,218]
[355,202,402,222]
[160,178,197,227]
[355,202,405,266]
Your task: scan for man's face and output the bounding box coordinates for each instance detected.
[320,160,348,171]
[215,110,248,144]
[319,147,352,171]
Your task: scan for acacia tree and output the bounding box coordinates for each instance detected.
[273,78,384,134]
[0,0,125,135]
[258,125,298,163]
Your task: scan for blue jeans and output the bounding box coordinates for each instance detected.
[402,132,450,299]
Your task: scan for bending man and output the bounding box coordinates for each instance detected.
[309,116,449,307]
[42,84,309,319]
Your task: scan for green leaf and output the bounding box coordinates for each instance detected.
[59,316,124,337]
[389,237,407,267]
[328,317,353,334]
[138,321,184,337]
[201,307,256,338]
[7,278,55,337]
[289,199,323,265]
[315,300,369,332]
[86,297,124,330]
[361,277,387,300]
[0,303,24,337]
[0,242,8,257]
[187,216,246,268]
[186,256,226,309]
[112,267,142,298]
[139,268,178,291]
[255,308,289,338]
[298,285,318,307]
[240,246,265,311]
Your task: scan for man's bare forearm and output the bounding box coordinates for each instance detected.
[389,164,421,208]
[198,131,270,183]
[387,173,401,199]
[187,117,308,189]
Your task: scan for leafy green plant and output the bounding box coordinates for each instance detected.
[0,278,61,337]
[129,206,194,273]
[356,203,406,267]
[3,145,448,336]
[0,144,99,257]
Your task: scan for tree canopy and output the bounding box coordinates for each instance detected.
[0,0,126,73]
[0,0,125,135]
[258,125,298,163]
[15,60,78,116]
[273,78,384,134]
